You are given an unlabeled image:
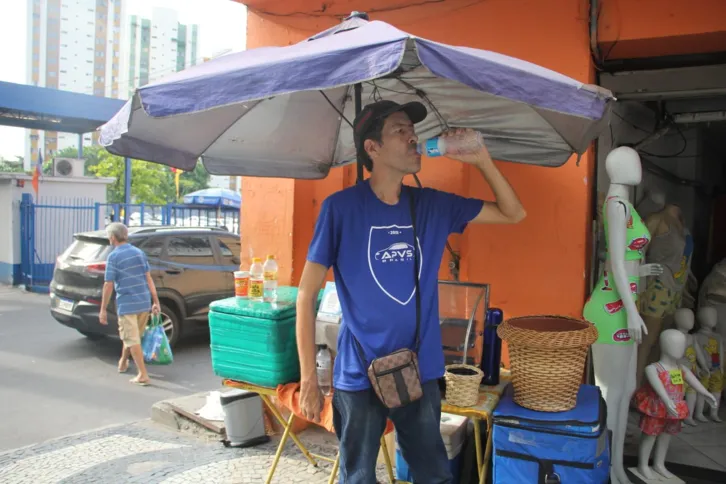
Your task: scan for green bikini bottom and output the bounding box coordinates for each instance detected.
[583,274,639,345]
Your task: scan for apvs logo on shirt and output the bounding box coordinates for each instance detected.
[367,225,422,306]
[374,242,415,263]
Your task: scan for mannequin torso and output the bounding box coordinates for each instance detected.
[693,307,724,422]
[674,308,709,425]
[637,205,689,388]
[584,191,650,343]
[645,206,686,288]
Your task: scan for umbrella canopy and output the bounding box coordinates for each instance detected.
[182,187,241,209]
[99,15,614,180]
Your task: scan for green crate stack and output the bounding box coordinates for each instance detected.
[208,286,322,387]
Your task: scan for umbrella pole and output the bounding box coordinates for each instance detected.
[354,83,363,183]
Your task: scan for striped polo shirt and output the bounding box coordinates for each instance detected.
[104,243,152,316]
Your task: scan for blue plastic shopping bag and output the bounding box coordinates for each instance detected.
[141,314,174,365]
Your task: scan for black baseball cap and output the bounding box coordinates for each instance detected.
[353,100,427,169]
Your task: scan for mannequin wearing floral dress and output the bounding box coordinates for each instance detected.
[632,329,717,481]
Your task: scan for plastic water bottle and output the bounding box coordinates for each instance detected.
[263,255,278,303]
[249,257,264,302]
[316,345,332,396]
[481,308,504,386]
[417,130,485,157]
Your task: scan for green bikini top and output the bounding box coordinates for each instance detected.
[603,196,651,261]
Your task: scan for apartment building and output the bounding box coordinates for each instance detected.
[126,7,198,96]
[25,0,124,168]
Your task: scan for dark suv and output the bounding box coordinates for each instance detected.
[49,227,242,347]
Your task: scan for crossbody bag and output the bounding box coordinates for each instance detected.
[353,186,423,409]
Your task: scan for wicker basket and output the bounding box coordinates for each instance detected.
[444,364,484,407]
[497,315,598,412]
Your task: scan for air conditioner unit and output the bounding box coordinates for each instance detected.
[53,158,85,177]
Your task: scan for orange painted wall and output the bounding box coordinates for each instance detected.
[597,0,726,59]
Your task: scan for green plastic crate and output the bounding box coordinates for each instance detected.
[209,312,297,354]
[208,286,323,387]
[210,346,300,387]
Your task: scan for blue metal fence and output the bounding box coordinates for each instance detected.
[96,203,240,233]
[19,195,240,292]
[20,194,98,292]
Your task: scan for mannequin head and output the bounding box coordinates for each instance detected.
[674,308,695,333]
[660,329,687,360]
[605,146,642,186]
[697,306,718,331]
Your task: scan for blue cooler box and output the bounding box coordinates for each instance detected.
[492,384,610,484]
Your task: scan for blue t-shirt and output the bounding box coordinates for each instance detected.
[105,243,152,316]
[307,180,484,391]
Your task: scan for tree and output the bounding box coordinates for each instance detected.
[88,150,175,204]
[0,162,23,173]
[177,161,211,199]
[84,149,209,204]
[0,157,25,173]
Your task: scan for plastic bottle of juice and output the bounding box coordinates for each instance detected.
[249,257,264,302]
[417,130,485,157]
[263,255,278,303]
[233,270,249,299]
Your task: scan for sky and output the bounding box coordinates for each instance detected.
[0,0,247,159]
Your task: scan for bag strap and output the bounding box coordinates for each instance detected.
[408,186,421,353]
[352,185,421,366]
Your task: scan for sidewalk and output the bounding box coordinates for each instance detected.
[0,420,390,483]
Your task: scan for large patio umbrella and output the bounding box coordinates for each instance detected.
[182,187,241,210]
[99,13,614,181]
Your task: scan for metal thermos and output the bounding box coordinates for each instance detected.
[480,308,503,386]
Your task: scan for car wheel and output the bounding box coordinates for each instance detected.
[77,330,105,341]
[159,303,181,348]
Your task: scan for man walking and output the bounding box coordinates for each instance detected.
[296,100,526,483]
[99,222,160,386]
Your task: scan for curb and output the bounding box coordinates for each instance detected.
[150,390,227,442]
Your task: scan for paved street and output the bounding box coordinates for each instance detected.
[0,286,217,452]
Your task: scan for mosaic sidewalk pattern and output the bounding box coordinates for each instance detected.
[0,421,391,483]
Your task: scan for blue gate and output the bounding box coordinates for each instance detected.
[19,195,241,292]
[96,203,240,233]
[19,194,98,292]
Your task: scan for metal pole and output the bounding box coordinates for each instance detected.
[124,157,131,225]
[77,133,83,158]
[354,83,363,183]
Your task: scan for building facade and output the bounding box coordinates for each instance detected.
[125,7,198,97]
[25,0,125,168]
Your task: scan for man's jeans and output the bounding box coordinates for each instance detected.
[332,379,453,484]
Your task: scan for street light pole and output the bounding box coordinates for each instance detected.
[124,157,131,225]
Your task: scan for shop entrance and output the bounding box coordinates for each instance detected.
[594,60,726,482]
